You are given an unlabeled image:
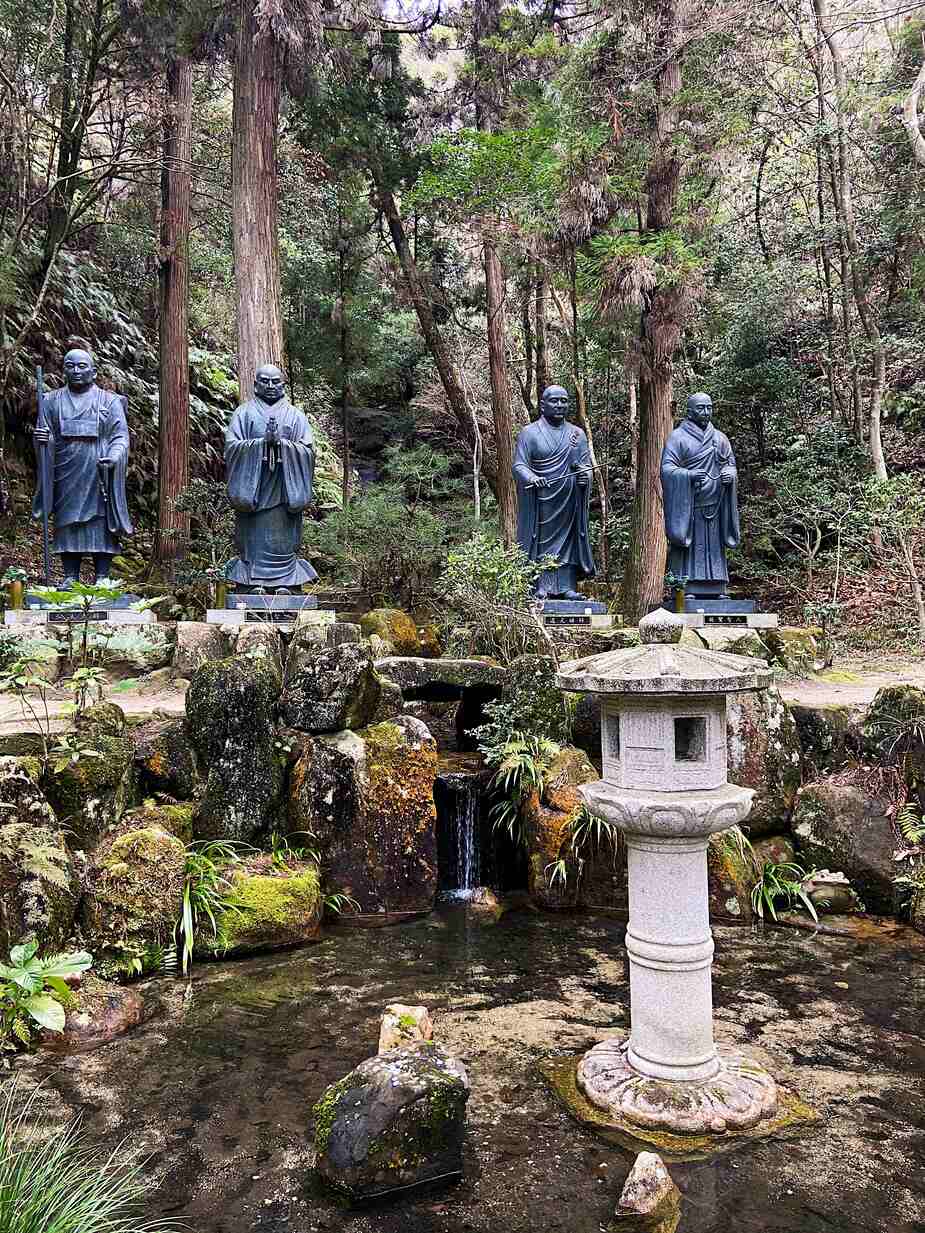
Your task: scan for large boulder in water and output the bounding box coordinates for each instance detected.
[727,686,802,837]
[280,637,381,733]
[186,656,285,843]
[791,779,899,914]
[195,859,322,957]
[312,1044,469,1201]
[288,717,438,913]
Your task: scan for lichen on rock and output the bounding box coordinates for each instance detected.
[0,803,81,952]
[280,639,381,733]
[359,608,422,656]
[132,716,196,800]
[727,686,802,837]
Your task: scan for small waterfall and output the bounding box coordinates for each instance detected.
[435,757,488,901]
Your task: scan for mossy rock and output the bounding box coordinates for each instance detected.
[727,687,802,837]
[80,624,175,674]
[791,779,898,914]
[280,640,381,734]
[0,809,81,953]
[707,831,757,923]
[41,973,148,1053]
[360,608,422,656]
[0,627,62,683]
[75,701,126,737]
[696,627,766,658]
[196,860,321,957]
[523,745,597,910]
[120,802,194,844]
[863,686,925,789]
[186,656,284,843]
[312,1044,469,1201]
[0,732,47,759]
[759,626,821,675]
[42,730,135,849]
[790,703,864,777]
[81,826,185,981]
[132,716,196,800]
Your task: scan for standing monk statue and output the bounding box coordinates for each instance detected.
[513,384,596,600]
[224,364,318,592]
[32,348,133,583]
[661,392,740,596]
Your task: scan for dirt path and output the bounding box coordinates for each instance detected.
[0,681,187,737]
[778,651,925,711]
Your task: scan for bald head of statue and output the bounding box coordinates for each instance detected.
[539,385,570,425]
[63,348,96,392]
[686,392,713,430]
[254,364,286,405]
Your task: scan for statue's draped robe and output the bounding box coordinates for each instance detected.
[660,419,740,584]
[513,419,595,581]
[224,397,318,589]
[32,385,132,554]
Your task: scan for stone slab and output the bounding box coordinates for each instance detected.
[677,613,778,630]
[540,599,609,615]
[207,607,335,629]
[5,609,155,627]
[537,1054,819,1162]
[224,593,318,611]
[684,597,757,614]
[542,613,616,629]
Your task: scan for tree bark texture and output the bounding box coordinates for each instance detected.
[618,0,681,622]
[535,275,550,398]
[232,0,285,400]
[484,237,517,546]
[152,54,193,566]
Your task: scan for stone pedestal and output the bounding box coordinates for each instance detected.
[206,593,334,632]
[4,608,155,628]
[538,599,617,630]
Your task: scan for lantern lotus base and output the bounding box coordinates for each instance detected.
[577,1038,778,1135]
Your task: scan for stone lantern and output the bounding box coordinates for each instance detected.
[556,608,778,1136]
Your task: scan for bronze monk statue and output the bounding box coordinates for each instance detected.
[224,364,318,592]
[32,348,133,583]
[661,392,740,597]
[513,384,596,600]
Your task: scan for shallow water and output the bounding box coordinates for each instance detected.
[16,911,925,1233]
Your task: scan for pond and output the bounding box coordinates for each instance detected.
[15,911,925,1233]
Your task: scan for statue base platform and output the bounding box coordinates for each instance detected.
[207,595,334,631]
[678,612,779,630]
[5,606,154,627]
[684,596,756,614]
[538,599,615,629]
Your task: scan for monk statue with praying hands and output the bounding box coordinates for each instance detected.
[512,384,596,600]
[224,364,318,592]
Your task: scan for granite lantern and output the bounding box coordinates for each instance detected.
[556,608,779,1136]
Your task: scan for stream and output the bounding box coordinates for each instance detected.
[14,911,925,1233]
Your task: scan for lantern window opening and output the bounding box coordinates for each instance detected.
[674,715,707,763]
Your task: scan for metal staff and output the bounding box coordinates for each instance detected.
[35,366,52,584]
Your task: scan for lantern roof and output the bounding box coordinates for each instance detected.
[556,608,772,696]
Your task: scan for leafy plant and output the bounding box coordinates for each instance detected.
[0,941,92,1052]
[0,655,57,761]
[322,891,361,915]
[269,830,319,870]
[175,840,245,976]
[0,1080,182,1232]
[480,733,560,847]
[750,861,819,923]
[48,732,104,774]
[545,804,625,890]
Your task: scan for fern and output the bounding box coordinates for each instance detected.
[897,801,925,846]
[0,825,70,889]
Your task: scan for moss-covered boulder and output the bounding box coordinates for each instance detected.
[727,687,802,836]
[289,717,438,913]
[707,830,757,923]
[132,716,196,800]
[791,780,899,914]
[120,802,194,843]
[174,621,226,676]
[0,626,62,683]
[186,656,285,843]
[42,722,135,849]
[752,834,797,866]
[81,826,185,980]
[0,802,81,952]
[312,1044,469,1202]
[280,639,381,733]
[696,627,766,657]
[760,626,821,675]
[523,746,598,910]
[791,703,864,777]
[360,608,422,656]
[82,623,175,674]
[863,686,925,794]
[196,859,321,957]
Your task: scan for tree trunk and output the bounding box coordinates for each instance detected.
[628,372,638,494]
[535,272,550,405]
[232,0,284,400]
[617,0,681,622]
[151,55,192,567]
[484,237,517,546]
[376,182,490,480]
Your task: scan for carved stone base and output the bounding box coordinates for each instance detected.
[577,1038,778,1135]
